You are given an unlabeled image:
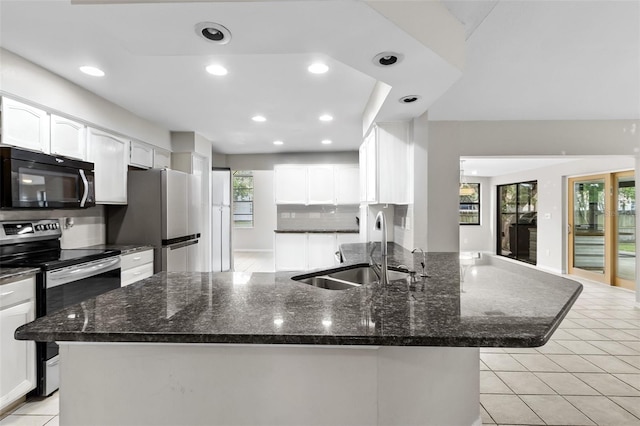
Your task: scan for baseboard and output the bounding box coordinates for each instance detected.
[233,249,273,253]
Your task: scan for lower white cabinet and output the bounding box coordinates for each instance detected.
[121,249,154,287]
[275,232,360,271]
[0,275,36,411]
[274,234,307,271]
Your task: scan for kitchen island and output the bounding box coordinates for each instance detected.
[16,243,582,426]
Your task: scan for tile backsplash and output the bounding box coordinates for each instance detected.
[0,206,106,249]
[277,205,360,231]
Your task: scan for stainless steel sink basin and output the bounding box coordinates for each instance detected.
[292,264,411,290]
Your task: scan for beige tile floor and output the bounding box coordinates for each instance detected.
[1,258,638,426]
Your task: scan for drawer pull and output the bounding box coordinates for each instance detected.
[0,291,15,297]
[133,256,142,260]
[133,271,141,275]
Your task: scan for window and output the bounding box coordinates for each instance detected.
[233,170,254,228]
[459,183,480,225]
[497,181,538,264]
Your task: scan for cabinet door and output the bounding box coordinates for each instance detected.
[50,115,86,160]
[307,233,337,270]
[275,233,307,271]
[153,149,171,169]
[359,143,367,203]
[335,165,359,205]
[129,140,153,169]
[0,301,36,410]
[307,165,335,205]
[365,131,377,204]
[1,97,50,153]
[274,166,307,204]
[87,129,128,204]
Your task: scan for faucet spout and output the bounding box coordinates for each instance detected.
[411,247,428,277]
[374,211,389,286]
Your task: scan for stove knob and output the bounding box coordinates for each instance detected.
[46,224,53,230]
[34,225,41,231]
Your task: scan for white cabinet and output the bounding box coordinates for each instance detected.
[334,165,359,205]
[87,128,128,204]
[307,233,338,270]
[153,149,171,169]
[121,249,154,287]
[360,122,411,205]
[129,140,154,169]
[0,276,36,411]
[275,164,359,205]
[275,232,360,271]
[275,233,307,271]
[274,166,307,204]
[50,115,86,160]
[1,97,50,153]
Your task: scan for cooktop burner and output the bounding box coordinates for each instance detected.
[3,248,121,271]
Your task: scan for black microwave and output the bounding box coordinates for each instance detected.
[0,147,96,209]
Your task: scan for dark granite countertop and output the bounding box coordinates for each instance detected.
[0,267,40,282]
[275,229,359,234]
[15,243,582,348]
[83,244,154,255]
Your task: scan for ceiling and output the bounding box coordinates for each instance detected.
[0,1,638,156]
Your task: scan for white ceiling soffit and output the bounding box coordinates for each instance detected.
[0,1,464,154]
[460,157,580,178]
[431,0,640,121]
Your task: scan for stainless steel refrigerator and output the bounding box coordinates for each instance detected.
[211,168,232,271]
[107,169,201,273]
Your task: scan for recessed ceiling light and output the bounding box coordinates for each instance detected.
[399,95,421,104]
[205,64,228,76]
[319,114,333,122]
[273,140,284,145]
[252,115,266,122]
[373,51,404,67]
[79,66,105,77]
[308,63,329,74]
[321,139,332,145]
[195,22,232,45]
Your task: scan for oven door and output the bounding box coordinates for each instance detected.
[1,151,95,209]
[36,256,120,396]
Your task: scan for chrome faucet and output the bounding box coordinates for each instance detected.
[411,247,428,277]
[369,211,389,286]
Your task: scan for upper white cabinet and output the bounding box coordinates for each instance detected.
[360,122,411,205]
[153,148,171,169]
[88,128,128,204]
[50,115,86,160]
[307,165,335,205]
[1,97,50,153]
[334,165,359,205]
[274,165,307,204]
[275,164,359,205]
[129,140,154,169]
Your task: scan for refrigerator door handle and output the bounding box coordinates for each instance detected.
[169,239,199,250]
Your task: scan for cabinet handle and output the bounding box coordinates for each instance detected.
[0,291,15,297]
[133,271,141,275]
[133,256,142,260]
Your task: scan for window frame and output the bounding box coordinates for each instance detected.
[232,170,254,229]
[459,182,481,226]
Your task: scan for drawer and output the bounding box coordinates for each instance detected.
[0,276,35,309]
[121,263,154,287]
[121,249,154,271]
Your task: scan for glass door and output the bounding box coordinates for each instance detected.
[615,171,635,289]
[497,181,538,264]
[568,171,635,289]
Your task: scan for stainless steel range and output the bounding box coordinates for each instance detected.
[0,219,121,396]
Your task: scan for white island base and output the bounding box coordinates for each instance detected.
[59,343,481,426]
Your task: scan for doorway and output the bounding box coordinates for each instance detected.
[497,181,538,264]
[568,171,635,289]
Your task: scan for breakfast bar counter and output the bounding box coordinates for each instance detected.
[15,243,582,426]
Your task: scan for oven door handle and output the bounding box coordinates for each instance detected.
[79,169,89,208]
[46,256,121,288]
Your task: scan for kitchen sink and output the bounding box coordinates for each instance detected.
[291,264,411,290]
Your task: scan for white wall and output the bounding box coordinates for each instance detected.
[232,171,277,251]
[459,176,493,253]
[0,48,171,150]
